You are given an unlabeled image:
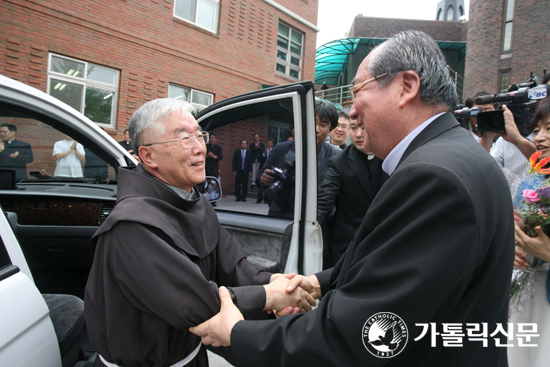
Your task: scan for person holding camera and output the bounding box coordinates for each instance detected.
[509,97,550,367]
[478,104,535,176]
[464,91,495,141]
[191,31,513,366]
[255,99,341,218]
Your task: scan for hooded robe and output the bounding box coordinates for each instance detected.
[85,164,271,367]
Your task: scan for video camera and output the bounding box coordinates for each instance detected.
[265,149,295,202]
[474,73,549,135]
[453,105,481,129]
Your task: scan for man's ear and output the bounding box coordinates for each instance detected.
[398,70,421,109]
[138,146,158,169]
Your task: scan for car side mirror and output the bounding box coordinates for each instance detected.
[195,176,222,202]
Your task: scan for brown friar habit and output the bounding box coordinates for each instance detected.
[85,165,271,367]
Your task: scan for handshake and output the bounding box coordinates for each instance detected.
[190,272,322,347]
[263,273,321,315]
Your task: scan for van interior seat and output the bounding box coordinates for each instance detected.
[42,294,85,367]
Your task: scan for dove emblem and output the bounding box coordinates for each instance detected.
[362,312,408,358]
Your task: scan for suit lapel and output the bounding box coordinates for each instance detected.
[397,112,459,169]
[347,147,375,201]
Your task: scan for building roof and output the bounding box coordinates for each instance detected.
[315,37,467,85]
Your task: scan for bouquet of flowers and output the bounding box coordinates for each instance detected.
[510,151,550,312]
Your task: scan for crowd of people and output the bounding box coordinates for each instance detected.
[0,29,538,367]
[78,30,550,367]
[0,124,137,182]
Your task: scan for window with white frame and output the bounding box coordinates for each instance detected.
[174,0,219,33]
[276,22,303,81]
[47,54,119,127]
[168,84,213,112]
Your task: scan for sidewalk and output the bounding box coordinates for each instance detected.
[214,194,270,215]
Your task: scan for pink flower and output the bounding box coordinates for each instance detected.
[523,190,541,204]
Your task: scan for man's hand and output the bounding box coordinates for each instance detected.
[499,105,524,144]
[71,140,77,150]
[271,273,322,300]
[259,169,276,187]
[9,151,19,158]
[264,274,316,313]
[0,141,4,153]
[189,287,243,347]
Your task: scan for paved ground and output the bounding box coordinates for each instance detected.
[207,351,233,367]
[213,193,270,215]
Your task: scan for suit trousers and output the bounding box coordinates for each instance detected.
[234,171,248,200]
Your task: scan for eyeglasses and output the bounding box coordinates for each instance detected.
[143,131,209,149]
[350,73,388,103]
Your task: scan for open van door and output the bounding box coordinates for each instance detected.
[196,82,322,276]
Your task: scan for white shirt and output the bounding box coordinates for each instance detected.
[490,134,532,177]
[382,112,445,175]
[53,139,85,177]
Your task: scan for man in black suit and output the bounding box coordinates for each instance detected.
[249,133,264,191]
[118,129,134,154]
[318,111,388,268]
[191,31,514,366]
[0,123,34,182]
[205,133,223,178]
[232,139,252,202]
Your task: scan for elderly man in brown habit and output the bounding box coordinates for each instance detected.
[85,98,316,367]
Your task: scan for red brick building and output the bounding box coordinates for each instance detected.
[0,0,319,194]
[463,0,550,98]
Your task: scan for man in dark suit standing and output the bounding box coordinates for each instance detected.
[256,138,274,203]
[205,133,223,178]
[249,133,264,189]
[232,139,252,202]
[191,31,514,366]
[118,129,134,154]
[317,111,388,268]
[0,123,34,182]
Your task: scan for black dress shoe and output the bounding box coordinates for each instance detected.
[236,198,241,202]
[256,199,262,203]
[212,202,217,207]
[242,199,247,202]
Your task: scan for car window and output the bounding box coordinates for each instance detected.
[202,100,296,219]
[0,233,11,269]
[0,115,117,183]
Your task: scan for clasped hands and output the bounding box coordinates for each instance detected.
[189,273,321,347]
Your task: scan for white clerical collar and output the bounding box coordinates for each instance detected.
[382,112,445,176]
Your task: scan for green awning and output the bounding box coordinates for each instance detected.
[315,37,467,86]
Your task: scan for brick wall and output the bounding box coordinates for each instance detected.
[0,0,318,193]
[464,0,550,99]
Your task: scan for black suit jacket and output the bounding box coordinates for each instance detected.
[206,144,223,177]
[250,142,265,164]
[0,139,34,181]
[232,113,514,366]
[317,145,388,265]
[232,149,252,174]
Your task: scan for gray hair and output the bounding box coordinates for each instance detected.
[368,30,457,110]
[129,98,196,154]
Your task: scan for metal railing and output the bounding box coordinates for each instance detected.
[315,85,353,108]
[317,69,463,106]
